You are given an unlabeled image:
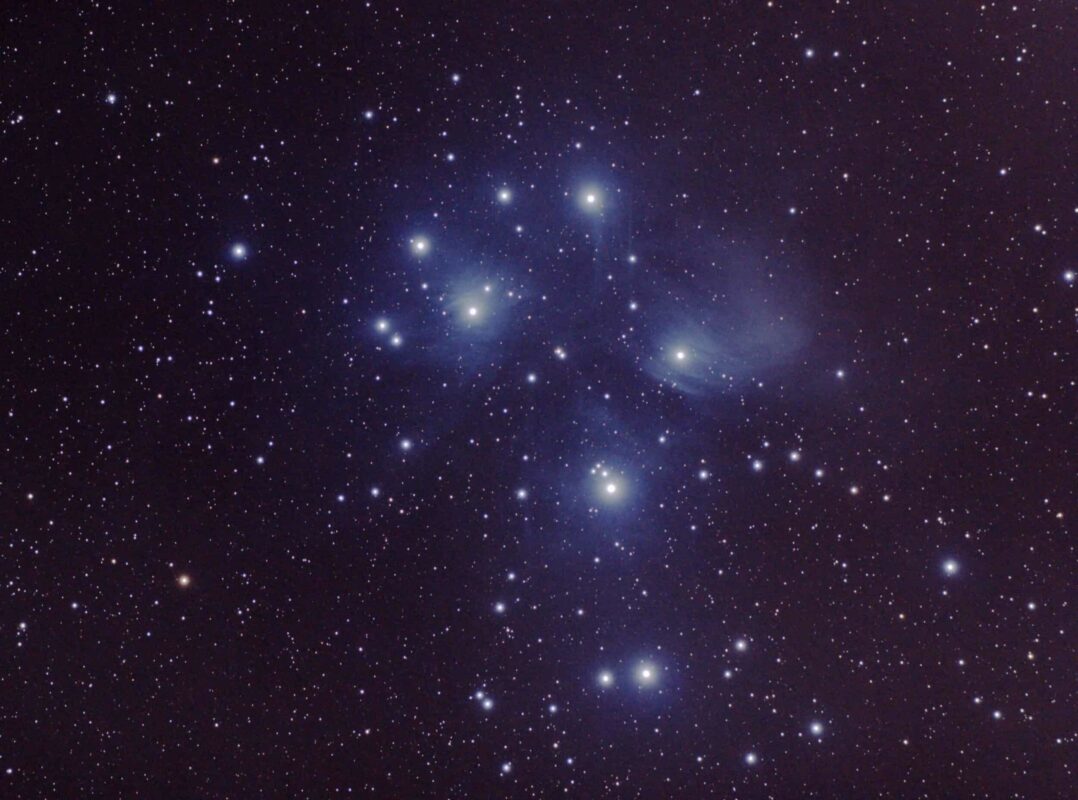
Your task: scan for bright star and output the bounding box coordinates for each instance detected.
[410,236,430,256]
[734,638,748,652]
[809,721,824,736]
[591,464,630,507]
[230,243,248,260]
[497,188,512,204]
[745,752,758,766]
[635,662,658,686]
[578,186,604,212]
[943,559,959,576]
[597,670,614,687]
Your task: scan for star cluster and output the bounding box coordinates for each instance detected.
[2,3,1075,798]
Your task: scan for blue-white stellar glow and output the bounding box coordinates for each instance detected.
[578,185,604,213]
[635,661,658,687]
[450,284,493,328]
[410,235,430,256]
[589,463,628,507]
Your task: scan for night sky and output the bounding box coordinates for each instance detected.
[3,3,1076,797]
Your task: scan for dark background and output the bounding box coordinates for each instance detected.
[1,2,1074,797]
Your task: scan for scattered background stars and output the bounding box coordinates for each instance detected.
[2,3,1074,797]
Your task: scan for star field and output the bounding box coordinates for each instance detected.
[2,2,1076,798]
